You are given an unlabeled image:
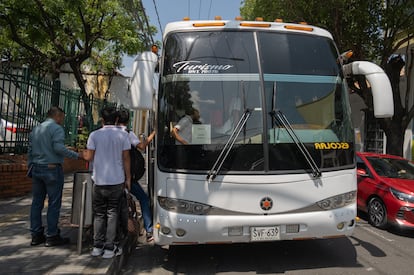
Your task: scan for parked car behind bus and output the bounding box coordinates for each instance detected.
[356,152,414,229]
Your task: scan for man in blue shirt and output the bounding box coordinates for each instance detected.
[28,106,83,247]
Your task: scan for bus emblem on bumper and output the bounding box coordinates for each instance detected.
[260,197,273,211]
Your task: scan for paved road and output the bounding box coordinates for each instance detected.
[121,217,414,274]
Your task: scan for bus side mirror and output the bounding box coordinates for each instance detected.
[343,61,394,118]
[130,51,158,110]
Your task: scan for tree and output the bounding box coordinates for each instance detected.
[241,0,414,156]
[0,0,156,111]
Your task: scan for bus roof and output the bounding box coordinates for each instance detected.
[163,19,333,40]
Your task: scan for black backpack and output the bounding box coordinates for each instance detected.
[130,144,145,181]
[127,130,145,181]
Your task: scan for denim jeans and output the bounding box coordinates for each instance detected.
[130,181,153,233]
[30,164,64,237]
[92,183,124,250]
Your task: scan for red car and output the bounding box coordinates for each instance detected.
[356,152,414,229]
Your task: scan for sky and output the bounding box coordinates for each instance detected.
[120,0,243,76]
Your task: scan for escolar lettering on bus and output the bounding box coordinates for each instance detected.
[314,142,350,150]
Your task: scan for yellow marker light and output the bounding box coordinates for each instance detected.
[240,22,271,28]
[193,22,226,27]
[275,18,283,22]
[235,16,243,21]
[214,16,222,20]
[255,17,264,21]
[183,17,190,21]
[344,50,353,59]
[284,25,314,32]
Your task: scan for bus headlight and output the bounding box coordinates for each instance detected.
[317,191,356,210]
[158,196,212,215]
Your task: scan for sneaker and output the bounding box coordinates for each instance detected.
[91,247,103,257]
[44,235,70,247]
[102,246,123,259]
[146,232,154,242]
[31,234,46,246]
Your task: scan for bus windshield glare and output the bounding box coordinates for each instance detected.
[158,30,354,174]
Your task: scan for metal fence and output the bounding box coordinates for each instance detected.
[0,66,120,154]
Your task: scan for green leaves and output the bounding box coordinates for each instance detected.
[0,0,155,75]
[240,0,413,64]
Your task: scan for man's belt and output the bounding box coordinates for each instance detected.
[33,163,62,168]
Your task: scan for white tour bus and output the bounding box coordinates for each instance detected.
[130,18,394,246]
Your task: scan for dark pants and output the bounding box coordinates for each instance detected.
[92,183,124,250]
[118,191,128,240]
[30,164,64,237]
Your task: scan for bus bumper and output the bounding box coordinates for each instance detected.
[153,204,356,246]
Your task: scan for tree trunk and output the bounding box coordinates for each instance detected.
[51,79,60,107]
[69,62,91,118]
[383,120,405,156]
[50,70,61,107]
[381,55,406,157]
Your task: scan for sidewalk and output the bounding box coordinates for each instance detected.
[0,173,138,275]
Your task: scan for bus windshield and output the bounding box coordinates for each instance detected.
[158,30,354,174]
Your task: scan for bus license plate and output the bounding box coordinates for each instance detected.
[250,226,280,241]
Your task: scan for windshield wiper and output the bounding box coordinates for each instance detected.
[270,110,321,178]
[206,108,252,182]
